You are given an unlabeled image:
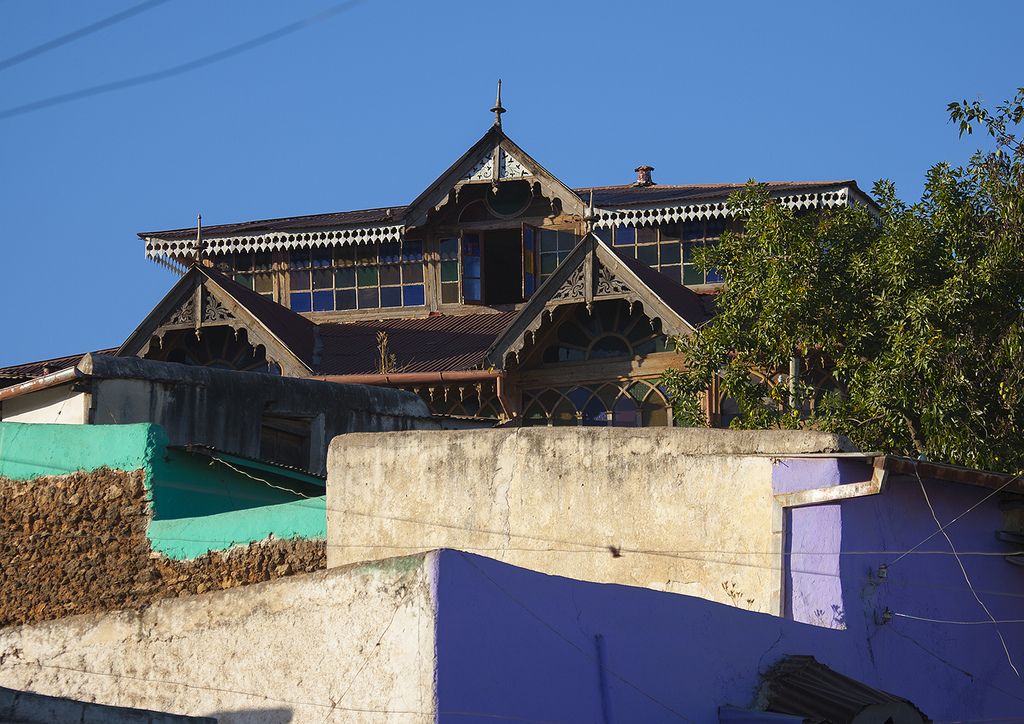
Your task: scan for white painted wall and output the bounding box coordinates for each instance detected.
[0,385,87,424]
[327,428,851,614]
[0,555,437,724]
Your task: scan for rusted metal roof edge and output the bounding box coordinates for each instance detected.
[873,455,1024,495]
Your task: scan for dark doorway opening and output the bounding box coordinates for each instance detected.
[484,228,523,305]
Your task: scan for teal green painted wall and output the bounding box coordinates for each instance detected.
[0,422,162,480]
[0,421,326,560]
[148,496,326,559]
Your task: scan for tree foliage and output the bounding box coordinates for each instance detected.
[662,88,1024,473]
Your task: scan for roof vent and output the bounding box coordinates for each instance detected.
[633,165,655,187]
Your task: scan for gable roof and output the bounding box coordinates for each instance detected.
[118,265,316,376]
[485,233,710,367]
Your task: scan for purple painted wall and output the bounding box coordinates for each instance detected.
[434,467,1024,723]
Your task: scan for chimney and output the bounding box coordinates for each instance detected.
[633,165,655,187]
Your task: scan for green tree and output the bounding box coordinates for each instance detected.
[662,88,1024,473]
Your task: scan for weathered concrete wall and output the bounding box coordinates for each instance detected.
[0,384,87,425]
[0,686,215,724]
[0,555,436,724]
[327,428,854,613]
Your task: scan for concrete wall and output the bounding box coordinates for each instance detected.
[0,384,87,425]
[0,555,437,724]
[0,686,215,723]
[327,428,854,613]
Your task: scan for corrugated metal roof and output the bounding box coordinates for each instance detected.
[577,181,856,209]
[760,656,928,723]
[139,206,407,242]
[317,312,517,375]
[0,348,118,383]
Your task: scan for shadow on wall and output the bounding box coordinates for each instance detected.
[206,708,293,724]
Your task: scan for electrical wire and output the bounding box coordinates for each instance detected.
[0,0,172,73]
[0,0,367,121]
[914,465,1020,678]
[893,612,1024,625]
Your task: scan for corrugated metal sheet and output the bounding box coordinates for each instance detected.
[0,348,118,382]
[140,206,408,242]
[578,181,855,209]
[760,656,928,723]
[317,312,517,375]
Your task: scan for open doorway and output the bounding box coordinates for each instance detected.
[483,228,523,305]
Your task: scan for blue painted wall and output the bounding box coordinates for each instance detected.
[434,544,1024,723]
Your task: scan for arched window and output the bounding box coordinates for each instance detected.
[520,380,673,427]
[541,300,670,364]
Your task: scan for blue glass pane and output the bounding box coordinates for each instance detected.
[312,248,333,267]
[612,396,639,427]
[403,284,425,306]
[402,240,423,262]
[706,268,724,283]
[558,232,577,251]
[637,244,658,266]
[462,234,481,256]
[683,221,704,241]
[381,286,402,307]
[357,288,380,308]
[582,397,608,426]
[523,226,534,250]
[613,226,635,246]
[524,273,535,297]
[594,228,612,244]
[464,278,481,301]
[312,290,334,312]
[464,256,481,278]
[335,289,356,310]
[566,386,591,410]
[440,238,458,260]
[289,250,311,269]
[290,292,312,312]
[380,242,401,264]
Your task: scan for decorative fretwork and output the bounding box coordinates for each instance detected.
[464,152,494,182]
[167,296,196,326]
[552,266,586,302]
[595,264,630,296]
[145,223,405,260]
[498,149,529,179]
[592,187,852,229]
[521,379,672,428]
[202,291,235,323]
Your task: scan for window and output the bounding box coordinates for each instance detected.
[439,234,484,305]
[214,252,274,298]
[610,221,724,285]
[288,241,425,313]
[522,381,672,428]
[537,229,577,283]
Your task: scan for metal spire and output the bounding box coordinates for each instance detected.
[194,212,203,264]
[490,79,506,128]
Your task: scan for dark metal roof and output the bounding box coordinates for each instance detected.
[0,348,118,383]
[138,181,863,242]
[612,250,718,328]
[139,206,407,242]
[576,181,857,209]
[202,266,318,368]
[317,312,517,375]
[760,656,928,723]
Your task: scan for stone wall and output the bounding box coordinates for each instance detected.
[0,468,324,629]
[327,427,856,614]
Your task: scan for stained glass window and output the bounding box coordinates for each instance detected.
[287,241,425,312]
[521,380,673,428]
[609,221,724,285]
[213,251,274,299]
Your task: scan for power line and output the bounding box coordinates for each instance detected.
[0,0,172,73]
[0,0,367,121]
[892,612,1024,626]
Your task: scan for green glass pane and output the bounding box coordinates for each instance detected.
[234,273,253,289]
[540,253,558,274]
[683,264,705,285]
[335,267,355,288]
[441,260,459,283]
[357,266,379,287]
[628,382,651,402]
[254,274,273,293]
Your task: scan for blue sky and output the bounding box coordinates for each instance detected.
[0,0,1020,366]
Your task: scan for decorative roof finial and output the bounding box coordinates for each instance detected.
[194,212,203,264]
[490,79,506,128]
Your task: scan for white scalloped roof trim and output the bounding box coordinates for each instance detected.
[592,187,850,228]
[144,223,405,258]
